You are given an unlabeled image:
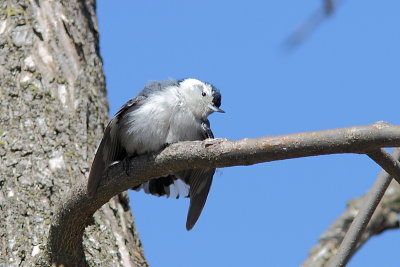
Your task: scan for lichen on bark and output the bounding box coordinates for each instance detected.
[0,0,147,266]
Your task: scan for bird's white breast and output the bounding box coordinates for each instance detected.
[119,88,203,155]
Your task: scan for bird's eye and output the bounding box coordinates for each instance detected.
[202,92,206,97]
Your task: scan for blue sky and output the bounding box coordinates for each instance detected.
[97,1,400,266]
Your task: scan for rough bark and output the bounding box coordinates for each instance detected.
[0,0,147,266]
[1,0,399,266]
[302,149,400,267]
[46,122,400,265]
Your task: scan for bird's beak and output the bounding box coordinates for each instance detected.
[208,104,225,113]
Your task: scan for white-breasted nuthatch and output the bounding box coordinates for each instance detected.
[87,78,224,230]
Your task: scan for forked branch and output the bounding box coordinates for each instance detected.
[47,121,400,266]
[303,149,400,267]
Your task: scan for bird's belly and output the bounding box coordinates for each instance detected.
[165,121,202,144]
[119,105,201,155]
[119,107,170,154]
[166,108,203,144]
[121,122,169,155]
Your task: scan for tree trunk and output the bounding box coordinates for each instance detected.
[0,0,147,266]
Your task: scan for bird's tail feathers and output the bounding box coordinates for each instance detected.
[185,169,215,230]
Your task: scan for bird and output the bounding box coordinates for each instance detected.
[87,78,224,230]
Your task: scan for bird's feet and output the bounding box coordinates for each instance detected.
[204,138,226,148]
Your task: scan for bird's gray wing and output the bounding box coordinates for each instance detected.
[138,79,179,97]
[87,96,146,197]
[184,119,215,230]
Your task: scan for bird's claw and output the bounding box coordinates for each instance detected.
[204,138,225,148]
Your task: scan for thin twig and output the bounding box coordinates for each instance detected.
[368,149,400,185]
[285,0,343,48]
[326,148,400,267]
[302,149,400,267]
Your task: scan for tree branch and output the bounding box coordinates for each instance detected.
[302,149,400,267]
[48,122,400,266]
[285,0,343,48]
[326,149,400,267]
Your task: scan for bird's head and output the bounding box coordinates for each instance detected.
[178,78,224,119]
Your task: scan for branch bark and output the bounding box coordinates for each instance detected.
[302,149,400,267]
[325,149,400,267]
[49,121,400,265]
